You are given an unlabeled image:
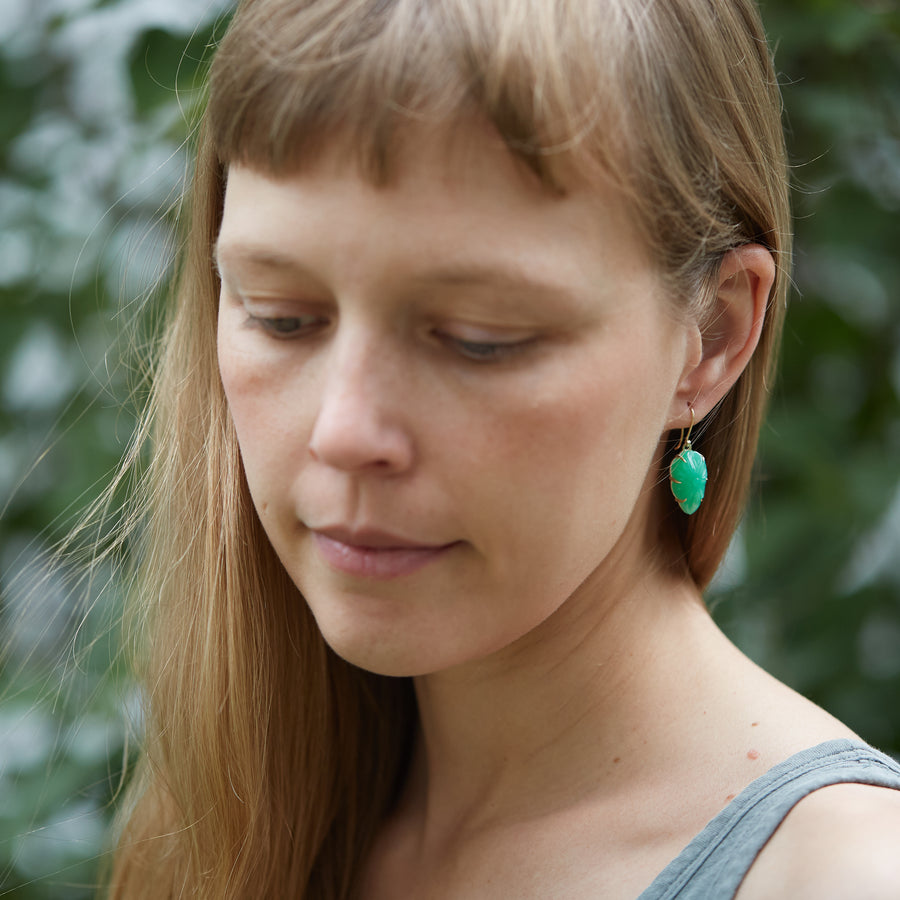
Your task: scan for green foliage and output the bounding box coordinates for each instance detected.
[0,0,228,894]
[714,0,900,751]
[1,0,899,895]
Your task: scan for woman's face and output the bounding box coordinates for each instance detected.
[216,125,697,677]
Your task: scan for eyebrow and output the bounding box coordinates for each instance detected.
[213,241,586,309]
[213,241,312,277]
[410,262,581,301]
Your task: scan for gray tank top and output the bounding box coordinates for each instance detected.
[638,739,900,899]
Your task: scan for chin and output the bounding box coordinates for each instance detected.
[306,601,438,678]
[312,601,515,679]
[322,630,441,678]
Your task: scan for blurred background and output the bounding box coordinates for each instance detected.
[0,0,898,895]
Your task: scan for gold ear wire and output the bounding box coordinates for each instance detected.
[677,406,696,453]
[683,406,695,451]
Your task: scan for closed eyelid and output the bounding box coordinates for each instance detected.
[437,325,536,344]
[244,311,331,339]
[434,328,540,365]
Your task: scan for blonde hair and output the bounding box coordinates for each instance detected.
[108,1,791,896]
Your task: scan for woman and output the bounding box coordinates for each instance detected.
[108,0,900,897]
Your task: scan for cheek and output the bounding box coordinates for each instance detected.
[217,326,303,508]
[219,352,267,433]
[457,343,676,569]
[219,338,264,448]
[481,354,668,493]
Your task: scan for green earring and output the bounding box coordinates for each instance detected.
[669,407,707,515]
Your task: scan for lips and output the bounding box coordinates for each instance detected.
[311,527,459,579]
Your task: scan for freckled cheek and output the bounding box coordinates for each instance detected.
[218,320,299,426]
[478,369,663,518]
[514,396,618,489]
[217,339,308,508]
[456,385,639,587]
[218,340,269,432]
[217,313,251,403]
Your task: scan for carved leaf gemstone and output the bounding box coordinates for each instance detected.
[669,448,707,515]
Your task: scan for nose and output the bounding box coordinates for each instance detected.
[307,333,415,474]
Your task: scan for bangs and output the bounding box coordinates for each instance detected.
[206,0,626,187]
[205,0,788,313]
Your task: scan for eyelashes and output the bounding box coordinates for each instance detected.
[246,314,326,337]
[244,313,537,365]
[438,334,535,363]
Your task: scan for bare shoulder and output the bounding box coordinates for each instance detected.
[736,782,900,900]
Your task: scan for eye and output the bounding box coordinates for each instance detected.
[437,330,536,363]
[450,337,521,362]
[248,314,326,338]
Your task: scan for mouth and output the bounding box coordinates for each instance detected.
[310,527,460,579]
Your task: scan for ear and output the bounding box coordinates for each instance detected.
[668,244,775,428]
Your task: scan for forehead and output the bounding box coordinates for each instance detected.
[216,121,655,291]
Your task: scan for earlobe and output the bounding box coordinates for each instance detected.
[669,244,775,427]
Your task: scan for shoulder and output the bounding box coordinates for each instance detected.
[736,782,900,900]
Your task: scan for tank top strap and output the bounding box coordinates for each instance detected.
[638,738,900,900]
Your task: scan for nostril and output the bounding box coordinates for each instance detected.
[307,416,414,473]
[306,364,416,473]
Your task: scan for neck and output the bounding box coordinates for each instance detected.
[402,527,716,844]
